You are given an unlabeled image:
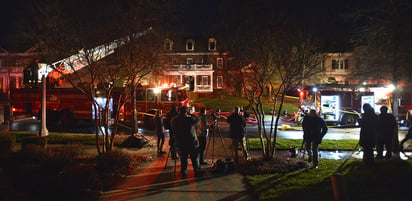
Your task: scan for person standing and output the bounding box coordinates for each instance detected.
[171,106,202,177]
[165,105,179,159]
[376,106,397,159]
[154,110,166,155]
[227,106,250,165]
[302,109,328,168]
[359,103,378,165]
[400,124,412,153]
[197,107,209,165]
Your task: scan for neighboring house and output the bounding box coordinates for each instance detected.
[304,52,354,86]
[155,35,228,94]
[0,45,39,100]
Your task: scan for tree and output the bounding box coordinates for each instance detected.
[349,0,412,118]
[222,0,325,158]
[19,0,169,153]
[348,0,412,157]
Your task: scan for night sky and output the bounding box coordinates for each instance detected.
[0,0,363,49]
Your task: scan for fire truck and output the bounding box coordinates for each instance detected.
[10,85,188,125]
[298,84,381,126]
[9,27,189,126]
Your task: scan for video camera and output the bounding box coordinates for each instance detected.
[212,109,221,121]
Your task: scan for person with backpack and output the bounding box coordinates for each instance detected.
[302,109,328,168]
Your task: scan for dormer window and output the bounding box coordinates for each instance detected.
[164,39,173,51]
[186,39,195,51]
[208,38,216,51]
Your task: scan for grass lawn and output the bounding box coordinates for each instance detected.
[247,138,359,151]
[247,159,412,201]
[191,95,300,114]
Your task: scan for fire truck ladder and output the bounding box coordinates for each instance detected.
[37,27,153,80]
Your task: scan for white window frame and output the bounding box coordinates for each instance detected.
[208,38,216,51]
[186,39,195,51]
[164,39,173,51]
[186,58,193,65]
[217,76,223,88]
[201,76,209,86]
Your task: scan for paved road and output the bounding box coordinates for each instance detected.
[2,118,408,142]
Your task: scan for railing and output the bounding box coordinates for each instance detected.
[170,64,213,71]
[196,85,212,92]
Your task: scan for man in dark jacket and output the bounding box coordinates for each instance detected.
[165,105,179,159]
[359,103,378,165]
[302,109,328,168]
[377,106,397,160]
[227,106,250,165]
[171,106,201,177]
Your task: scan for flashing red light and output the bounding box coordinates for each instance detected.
[12,108,16,112]
[299,91,304,97]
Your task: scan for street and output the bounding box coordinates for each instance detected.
[2,117,408,141]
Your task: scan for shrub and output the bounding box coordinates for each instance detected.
[0,134,16,155]
[95,150,135,175]
[21,136,47,150]
[17,144,48,164]
[41,144,89,174]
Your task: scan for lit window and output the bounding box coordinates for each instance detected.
[208,38,216,51]
[217,58,223,68]
[186,39,195,51]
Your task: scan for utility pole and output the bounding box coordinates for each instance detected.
[38,63,49,136]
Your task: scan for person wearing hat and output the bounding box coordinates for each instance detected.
[171,106,202,177]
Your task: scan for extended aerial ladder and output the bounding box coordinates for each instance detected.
[30,27,152,82]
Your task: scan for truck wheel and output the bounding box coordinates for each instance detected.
[60,109,74,126]
[341,114,358,126]
[38,109,58,126]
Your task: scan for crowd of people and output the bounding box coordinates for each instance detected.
[153,102,411,177]
[359,103,411,165]
[155,105,250,177]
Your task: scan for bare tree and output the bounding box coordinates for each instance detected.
[222,0,325,158]
[19,0,169,153]
[349,0,412,118]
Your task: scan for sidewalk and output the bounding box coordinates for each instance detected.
[102,137,258,201]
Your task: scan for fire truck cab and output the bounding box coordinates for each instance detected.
[299,85,376,126]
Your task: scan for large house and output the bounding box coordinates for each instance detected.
[153,35,229,95]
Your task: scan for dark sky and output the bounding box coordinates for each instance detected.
[0,0,359,49]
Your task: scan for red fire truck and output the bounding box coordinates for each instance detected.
[10,85,189,126]
[298,84,379,126]
[8,27,189,126]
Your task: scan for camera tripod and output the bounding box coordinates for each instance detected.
[164,137,178,175]
[205,118,229,164]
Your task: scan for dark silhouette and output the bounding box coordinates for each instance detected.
[171,106,201,177]
[227,106,250,164]
[197,107,209,165]
[154,110,166,155]
[400,124,412,153]
[165,105,179,159]
[359,103,378,165]
[302,109,328,168]
[376,106,397,159]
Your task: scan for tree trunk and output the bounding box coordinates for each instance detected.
[132,86,138,134]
